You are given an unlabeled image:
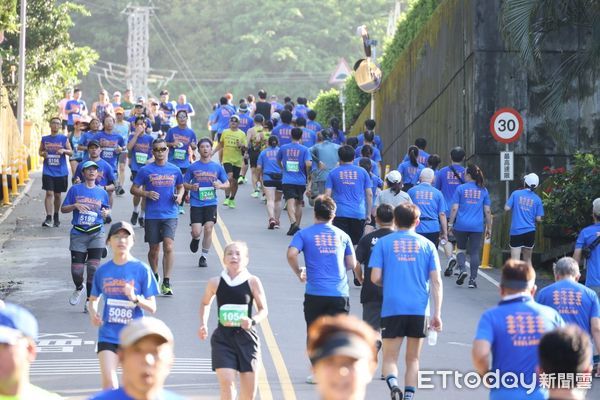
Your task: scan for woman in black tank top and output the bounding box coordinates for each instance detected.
[198,241,268,400]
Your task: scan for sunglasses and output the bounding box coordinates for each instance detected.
[153,147,168,152]
[230,119,239,123]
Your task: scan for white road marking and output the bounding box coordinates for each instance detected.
[31,358,214,376]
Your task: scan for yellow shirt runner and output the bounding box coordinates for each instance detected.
[220,129,247,167]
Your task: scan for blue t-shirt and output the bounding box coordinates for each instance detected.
[576,223,600,287]
[331,130,346,145]
[133,162,183,219]
[451,181,491,232]
[183,160,228,208]
[89,387,184,400]
[95,131,125,171]
[160,101,176,127]
[176,102,194,115]
[62,183,109,230]
[370,230,440,316]
[536,279,600,336]
[65,99,87,125]
[353,157,379,178]
[357,133,383,151]
[91,259,160,344]
[368,173,383,211]
[114,122,130,145]
[289,223,354,297]
[300,128,317,148]
[355,145,382,163]
[213,104,235,134]
[474,296,564,399]
[126,116,153,133]
[506,189,544,235]
[325,164,372,219]
[271,123,294,146]
[69,133,85,161]
[403,149,430,166]
[75,158,115,187]
[307,120,322,133]
[165,126,197,169]
[408,183,447,234]
[257,147,282,181]
[435,164,465,213]
[293,104,309,120]
[277,143,311,185]
[41,134,69,177]
[127,134,154,172]
[237,112,255,133]
[397,161,425,186]
[79,131,99,161]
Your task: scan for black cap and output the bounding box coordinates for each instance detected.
[309,332,373,364]
[107,221,135,239]
[159,89,169,96]
[87,139,100,148]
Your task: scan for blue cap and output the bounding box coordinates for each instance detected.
[81,160,99,170]
[0,303,39,343]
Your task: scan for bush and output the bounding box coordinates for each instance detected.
[309,88,342,127]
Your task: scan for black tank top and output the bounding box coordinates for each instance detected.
[255,101,271,120]
[216,277,254,327]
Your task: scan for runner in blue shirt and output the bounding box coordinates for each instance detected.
[212,97,236,139]
[325,145,373,245]
[402,137,430,165]
[61,160,110,314]
[271,110,294,146]
[408,168,448,247]
[131,138,184,296]
[504,173,544,267]
[353,144,380,177]
[296,117,317,148]
[277,127,311,235]
[329,117,346,145]
[448,164,492,288]
[287,195,355,383]
[39,117,73,227]
[574,198,600,298]
[357,119,383,151]
[175,94,195,128]
[306,110,322,133]
[370,203,443,400]
[127,117,155,227]
[472,260,564,400]
[113,108,130,195]
[293,97,309,120]
[397,145,425,191]
[88,221,159,390]
[74,141,116,202]
[65,88,88,134]
[95,115,125,176]
[355,131,382,174]
[183,138,229,269]
[78,117,102,161]
[358,157,383,236]
[159,89,176,134]
[257,136,284,230]
[236,104,255,133]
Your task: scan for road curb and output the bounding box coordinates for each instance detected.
[0,177,35,226]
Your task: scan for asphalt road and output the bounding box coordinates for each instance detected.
[0,169,598,399]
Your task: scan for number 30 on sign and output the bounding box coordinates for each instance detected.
[489,108,523,144]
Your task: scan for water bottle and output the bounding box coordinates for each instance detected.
[428,329,438,346]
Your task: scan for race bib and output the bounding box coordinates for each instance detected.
[135,152,148,165]
[218,304,248,327]
[106,298,135,325]
[286,160,299,172]
[48,154,61,166]
[199,187,215,201]
[77,210,97,226]
[174,148,186,160]
[102,148,114,159]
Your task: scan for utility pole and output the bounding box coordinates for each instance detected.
[122,4,154,99]
[16,0,27,137]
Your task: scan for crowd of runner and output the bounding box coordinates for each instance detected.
[2,86,599,399]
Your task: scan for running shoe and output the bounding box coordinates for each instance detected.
[117,186,125,196]
[161,282,173,296]
[138,216,145,228]
[251,190,259,198]
[178,205,185,215]
[268,218,276,230]
[274,219,280,229]
[42,216,52,227]
[286,223,296,236]
[130,211,139,226]
[53,218,60,228]
[261,194,266,203]
[289,224,300,236]
[69,287,85,306]
[154,273,160,283]
[198,256,208,268]
[468,279,477,289]
[104,215,112,225]
[390,387,403,400]
[237,176,245,184]
[190,238,200,253]
[228,199,236,209]
[456,271,468,286]
[306,375,317,384]
[223,198,231,207]
[83,300,89,314]
[444,256,456,277]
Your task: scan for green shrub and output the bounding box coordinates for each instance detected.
[309,88,342,127]
[0,0,17,33]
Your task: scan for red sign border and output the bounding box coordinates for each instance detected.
[489,107,524,144]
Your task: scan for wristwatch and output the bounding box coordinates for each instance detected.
[132,296,139,305]
[251,318,257,326]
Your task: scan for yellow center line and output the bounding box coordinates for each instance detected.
[212,232,273,400]
[216,218,297,400]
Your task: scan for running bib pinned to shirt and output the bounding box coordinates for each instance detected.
[77,210,98,226]
[106,298,135,325]
[199,187,215,201]
[102,148,115,159]
[174,148,186,160]
[218,304,248,327]
[286,160,299,172]
[135,152,148,165]
[48,154,61,166]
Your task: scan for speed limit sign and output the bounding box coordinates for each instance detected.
[489,108,523,144]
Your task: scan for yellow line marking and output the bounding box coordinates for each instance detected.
[216,219,297,400]
[212,230,273,400]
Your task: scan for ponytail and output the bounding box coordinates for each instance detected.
[467,164,485,187]
[408,145,419,167]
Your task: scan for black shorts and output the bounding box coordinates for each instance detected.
[381,315,429,339]
[190,205,217,225]
[304,294,350,330]
[223,163,241,180]
[362,301,382,332]
[179,168,188,177]
[97,341,119,354]
[420,231,440,248]
[144,218,178,244]
[42,175,68,193]
[129,170,138,182]
[282,184,305,201]
[263,180,282,192]
[211,327,260,373]
[248,148,261,168]
[332,216,365,245]
[510,231,536,249]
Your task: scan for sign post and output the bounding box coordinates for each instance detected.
[489,107,524,202]
[329,58,352,132]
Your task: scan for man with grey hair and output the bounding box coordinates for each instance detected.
[407,168,448,248]
[536,256,600,376]
[573,198,600,299]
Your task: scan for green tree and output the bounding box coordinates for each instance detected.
[0,0,17,33]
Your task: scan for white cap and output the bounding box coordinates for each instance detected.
[419,168,435,182]
[386,170,402,184]
[524,173,539,188]
[593,198,600,216]
[119,317,174,348]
